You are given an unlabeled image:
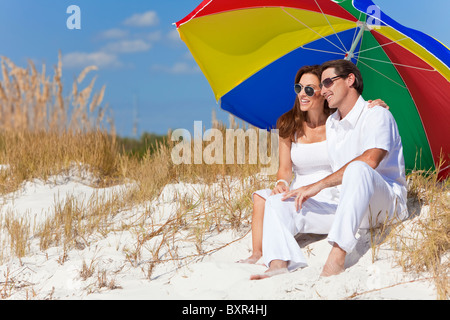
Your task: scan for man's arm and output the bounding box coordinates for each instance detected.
[315,148,387,189]
[282,148,387,211]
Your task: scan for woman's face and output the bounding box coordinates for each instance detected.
[297,73,325,113]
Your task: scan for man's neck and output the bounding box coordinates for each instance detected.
[337,92,360,120]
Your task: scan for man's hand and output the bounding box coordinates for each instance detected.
[281,182,322,211]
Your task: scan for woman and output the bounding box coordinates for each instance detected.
[238,65,386,267]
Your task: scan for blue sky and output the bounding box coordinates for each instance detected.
[0,0,449,137]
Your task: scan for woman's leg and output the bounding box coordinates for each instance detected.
[238,194,265,263]
[261,194,308,271]
[251,194,336,279]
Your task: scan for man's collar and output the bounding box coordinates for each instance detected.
[331,95,366,129]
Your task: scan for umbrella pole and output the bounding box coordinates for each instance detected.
[345,22,367,61]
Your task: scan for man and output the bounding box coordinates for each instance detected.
[253,60,408,279]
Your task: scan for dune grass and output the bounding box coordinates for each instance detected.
[391,163,449,300]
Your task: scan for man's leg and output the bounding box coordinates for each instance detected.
[323,161,404,276]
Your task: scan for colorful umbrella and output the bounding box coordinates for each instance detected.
[175,0,450,177]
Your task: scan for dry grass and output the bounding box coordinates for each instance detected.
[0,131,125,195]
[3,213,30,260]
[0,52,117,194]
[0,53,108,133]
[364,159,449,300]
[389,162,450,300]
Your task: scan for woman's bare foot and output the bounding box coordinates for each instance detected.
[250,260,288,280]
[250,267,288,280]
[320,243,346,277]
[237,252,262,264]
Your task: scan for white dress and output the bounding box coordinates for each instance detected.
[253,139,339,203]
[253,139,340,271]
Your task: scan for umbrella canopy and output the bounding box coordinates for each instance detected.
[175,0,450,177]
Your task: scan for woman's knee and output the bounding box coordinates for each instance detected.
[253,193,266,205]
[265,193,284,208]
[252,194,266,215]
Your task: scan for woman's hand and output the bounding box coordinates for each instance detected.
[368,99,389,110]
[271,183,289,195]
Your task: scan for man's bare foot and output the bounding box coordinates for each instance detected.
[250,267,288,280]
[320,243,346,277]
[320,261,345,277]
[237,252,262,264]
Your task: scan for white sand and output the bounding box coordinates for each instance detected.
[0,172,438,300]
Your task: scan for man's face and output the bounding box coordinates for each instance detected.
[321,67,348,109]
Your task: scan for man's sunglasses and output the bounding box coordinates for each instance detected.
[294,84,320,97]
[320,75,342,89]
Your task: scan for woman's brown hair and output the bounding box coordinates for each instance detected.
[276,65,331,142]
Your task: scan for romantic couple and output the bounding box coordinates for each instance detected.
[240,59,409,279]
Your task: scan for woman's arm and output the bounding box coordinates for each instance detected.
[271,136,293,195]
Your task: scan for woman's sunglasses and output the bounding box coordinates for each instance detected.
[294,84,320,97]
[320,75,342,89]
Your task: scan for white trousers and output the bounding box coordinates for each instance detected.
[262,161,408,271]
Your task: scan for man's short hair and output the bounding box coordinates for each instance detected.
[321,60,364,95]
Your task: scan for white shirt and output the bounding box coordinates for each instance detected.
[326,95,407,203]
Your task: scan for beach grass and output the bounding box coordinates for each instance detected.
[391,163,449,300]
